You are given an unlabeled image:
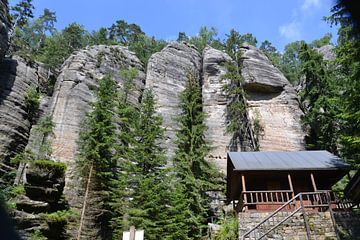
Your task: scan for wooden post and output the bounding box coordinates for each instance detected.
[310,173,317,191]
[129,226,136,240]
[241,174,247,211]
[288,173,294,209]
[287,173,294,198]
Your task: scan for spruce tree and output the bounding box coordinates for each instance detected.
[77,75,118,238]
[110,74,177,239]
[298,43,339,153]
[173,72,221,239]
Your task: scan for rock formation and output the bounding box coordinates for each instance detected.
[316,44,336,61]
[0,40,310,238]
[202,46,233,171]
[240,45,305,152]
[145,42,202,158]
[0,57,53,163]
[48,45,145,238]
[0,0,10,60]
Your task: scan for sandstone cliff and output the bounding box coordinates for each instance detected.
[0,41,309,238]
[145,42,202,158]
[202,46,233,171]
[240,45,305,152]
[0,57,53,163]
[48,45,145,238]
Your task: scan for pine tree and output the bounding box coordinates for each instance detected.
[173,72,222,239]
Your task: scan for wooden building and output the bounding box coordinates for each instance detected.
[227,150,350,212]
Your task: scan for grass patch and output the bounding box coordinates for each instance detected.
[32,160,67,177]
[40,209,79,224]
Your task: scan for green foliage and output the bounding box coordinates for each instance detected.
[299,42,339,153]
[24,87,40,123]
[40,209,78,224]
[252,110,264,151]
[214,216,239,240]
[278,40,305,85]
[225,29,258,58]
[172,72,222,239]
[225,29,242,58]
[110,74,172,239]
[109,20,144,46]
[259,40,281,67]
[30,230,46,240]
[310,33,332,48]
[36,22,89,69]
[77,75,118,237]
[221,61,255,151]
[32,160,67,177]
[10,0,34,29]
[129,35,166,67]
[10,185,25,197]
[10,8,56,58]
[177,32,189,42]
[34,115,55,136]
[239,33,257,47]
[189,26,221,52]
[326,6,360,167]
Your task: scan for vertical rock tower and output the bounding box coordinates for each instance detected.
[240,44,305,152]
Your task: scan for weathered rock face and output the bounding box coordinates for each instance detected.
[0,0,10,60]
[316,44,336,61]
[12,161,67,239]
[0,57,52,162]
[202,47,233,171]
[240,45,305,151]
[49,45,145,237]
[145,42,202,157]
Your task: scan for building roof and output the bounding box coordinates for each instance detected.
[228,150,350,171]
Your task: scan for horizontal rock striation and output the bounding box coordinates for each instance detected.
[202,46,233,171]
[0,57,50,162]
[145,42,202,158]
[240,45,305,151]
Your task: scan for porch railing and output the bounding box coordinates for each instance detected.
[235,190,293,212]
[235,189,353,212]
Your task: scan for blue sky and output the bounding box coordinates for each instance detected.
[9,0,339,51]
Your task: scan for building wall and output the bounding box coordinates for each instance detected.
[238,211,337,240]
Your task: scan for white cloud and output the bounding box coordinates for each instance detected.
[301,0,321,11]
[279,21,301,40]
[279,0,322,40]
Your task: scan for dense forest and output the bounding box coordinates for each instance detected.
[0,0,359,239]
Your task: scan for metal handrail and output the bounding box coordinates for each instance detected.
[241,191,337,240]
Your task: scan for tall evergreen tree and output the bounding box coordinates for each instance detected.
[298,43,339,153]
[77,75,118,239]
[173,72,221,239]
[327,5,360,167]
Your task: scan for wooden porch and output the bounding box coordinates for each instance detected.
[233,172,352,212]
